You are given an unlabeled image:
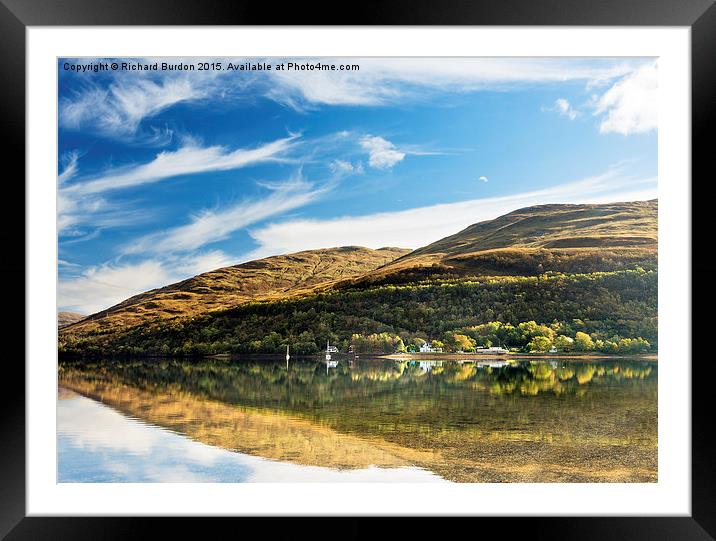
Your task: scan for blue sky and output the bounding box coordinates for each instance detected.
[58,57,657,313]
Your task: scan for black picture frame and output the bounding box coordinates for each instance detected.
[2,0,712,538]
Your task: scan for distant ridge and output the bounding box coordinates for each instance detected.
[63,246,410,335]
[58,311,85,328]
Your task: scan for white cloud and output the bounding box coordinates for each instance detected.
[266,58,640,109]
[60,58,642,123]
[60,74,211,139]
[58,169,344,313]
[58,250,235,314]
[246,168,656,257]
[58,394,164,454]
[57,191,150,236]
[67,136,296,196]
[122,173,328,256]
[172,250,236,277]
[478,176,489,183]
[593,61,657,135]
[59,260,170,314]
[554,98,579,120]
[267,69,400,108]
[360,135,406,169]
[58,151,80,184]
[57,136,297,234]
[329,159,362,175]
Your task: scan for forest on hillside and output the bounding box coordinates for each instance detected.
[59,268,657,357]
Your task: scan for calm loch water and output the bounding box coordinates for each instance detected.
[58,357,657,483]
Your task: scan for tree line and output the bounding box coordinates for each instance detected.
[59,268,657,357]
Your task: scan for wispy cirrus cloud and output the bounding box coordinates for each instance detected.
[265,57,642,110]
[60,72,212,140]
[267,57,657,138]
[121,171,334,256]
[58,135,298,235]
[60,57,657,142]
[59,57,259,142]
[60,57,657,143]
[66,135,297,196]
[58,150,80,184]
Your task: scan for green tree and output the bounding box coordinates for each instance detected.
[574,332,595,351]
[444,332,476,352]
[528,335,553,352]
[554,335,574,352]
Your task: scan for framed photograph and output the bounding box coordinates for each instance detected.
[3,0,712,537]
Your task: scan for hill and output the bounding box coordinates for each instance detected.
[59,200,658,356]
[348,200,657,286]
[58,311,85,328]
[63,246,409,335]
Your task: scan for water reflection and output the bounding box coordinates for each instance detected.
[58,389,444,483]
[58,357,657,483]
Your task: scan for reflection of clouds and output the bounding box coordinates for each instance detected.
[143,464,212,483]
[244,462,443,483]
[58,393,445,483]
[58,394,163,454]
[179,439,226,467]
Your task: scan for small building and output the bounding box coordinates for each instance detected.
[419,343,443,353]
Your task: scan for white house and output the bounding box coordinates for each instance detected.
[419,343,443,353]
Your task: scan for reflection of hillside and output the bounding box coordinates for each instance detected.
[58,387,77,400]
[59,375,438,471]
[480,362,654,396]
[60,358,657,482]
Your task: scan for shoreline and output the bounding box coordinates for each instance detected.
[380,352,657,362]
[59,351,657,363]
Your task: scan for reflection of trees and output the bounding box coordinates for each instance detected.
[60,357,657,483]
[61,358,657,407]
[479,361,654,397]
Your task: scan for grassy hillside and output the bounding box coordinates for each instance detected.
[349,200,657,286]
[59,200,658,356]
[406,200,656,257]
[63,246,409,335]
